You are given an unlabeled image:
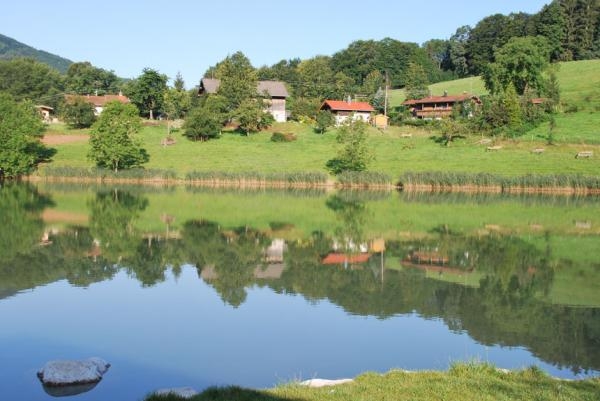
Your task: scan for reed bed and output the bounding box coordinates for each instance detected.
[40,166,178,181]
[185,171,328,187]
[400,171,600,194]
[336,171,392,188]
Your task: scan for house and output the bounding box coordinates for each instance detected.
[198,78,289,122]
[402,93,481,119]
[36,105,54,122]
[319,99,374,126]
[65,93,131,115]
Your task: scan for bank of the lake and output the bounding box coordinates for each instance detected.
[146,363,600,401]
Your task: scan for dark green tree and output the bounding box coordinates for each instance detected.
[88,101,148,171]
[215,51,257,113]
[0,93,49,177]
[445,26,471,77]
[126,68,168,119]
[532,1,566,61]
[404,62,429,100]
[235,99,274,135]
[183,105,222,141]
[482,36,550,95]
[65,61,120,95]
[326,120,373,174]
[0,58,64,108]
[61,95,96,128]
[314,110,335,134]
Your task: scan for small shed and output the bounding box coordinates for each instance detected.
[36,105,54,122]
[372,114,389,129]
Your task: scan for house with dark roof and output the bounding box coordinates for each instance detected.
[402,93,481,119]
[198,78,289,122]
[319,99,375,126]
[65,93,131,115]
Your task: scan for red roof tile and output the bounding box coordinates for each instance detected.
[321,100,374,112]
[65,94,131,107]
[322,253,371,265]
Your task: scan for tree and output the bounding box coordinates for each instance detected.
[235,99,274,135]
[531,1,566,61]
[88,101,149,171]
[482,36,550,96]
[126,68,168,119]
[0,93,48,178]
[296,56,336,99]
[215,51,257,113]
[0,58,64,108]
[65,61,120,95]
[183,106,222,141]
[61,96,96,128]
[314,110,335,134]
[404,62,429,100]
[446,26,471,77]
[361,70,384,100]
[437,118,467,147]
[423,39,450,70]
[326,120,373,174]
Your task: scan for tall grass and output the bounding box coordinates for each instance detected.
[337,171,392,187]
[41,166,177,181]
[400,171,600,193]
[185,171,328,187]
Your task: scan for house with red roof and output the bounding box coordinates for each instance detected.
[65,93,131,115]
[402,93,480,119]
[320,99,375,126]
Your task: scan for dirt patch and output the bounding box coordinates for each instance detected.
[42,134,89,145]
[42,209,89,224]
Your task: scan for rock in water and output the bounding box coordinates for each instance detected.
[37,357,110,386]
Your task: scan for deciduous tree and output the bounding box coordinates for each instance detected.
[126,68,168,119]
[0,93,49,178]
[326,120,373,174]
[88,102,148,171]
[61,96,96,128]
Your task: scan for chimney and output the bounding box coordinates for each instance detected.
[443,90,448,97]
[347,95,352,104]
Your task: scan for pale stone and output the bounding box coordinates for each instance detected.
[37,357,110,386]
[154,387,199,398]
[300,378,354,387]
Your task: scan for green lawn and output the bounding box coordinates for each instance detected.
[40,121,600,179]
[145,363,600,401]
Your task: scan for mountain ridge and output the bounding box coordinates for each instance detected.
[0,33,72,73]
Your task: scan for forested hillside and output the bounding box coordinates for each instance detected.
[0,33,72,73]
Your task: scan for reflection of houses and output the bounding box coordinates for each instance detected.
[264,239,286,263]
[319,99,374,126]
[402,250,473,275]
[198,78,289,122]
[402,93,481,119]
[322,253,371,269]
[65,93,131,115]
[200,264,284,281]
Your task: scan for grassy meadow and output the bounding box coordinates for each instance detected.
[145,363,600,401]
[38,61,600,182]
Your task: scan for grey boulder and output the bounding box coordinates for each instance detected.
[37,357,110,386]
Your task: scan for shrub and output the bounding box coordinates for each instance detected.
[270,132,297,142]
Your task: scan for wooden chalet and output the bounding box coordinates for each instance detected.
[402,93,480,119]
[198,78,289,122]
[319,99,375,126]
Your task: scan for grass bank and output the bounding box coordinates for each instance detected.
[145,362,600,401]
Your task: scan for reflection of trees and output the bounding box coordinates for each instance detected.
[0,183,52,263]
[88,189,148,261]
[326,194,369,253]
[181,220,269,307]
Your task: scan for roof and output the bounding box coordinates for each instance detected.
[402,94,479,106]
[65,94,130,107]
[199,78,289,98]
[320,100,375,112]
[322,253,371,265]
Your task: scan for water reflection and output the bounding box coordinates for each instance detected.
[0,184,599,377]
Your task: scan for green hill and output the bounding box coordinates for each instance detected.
[389,60,600,111]
[0,33,72,73]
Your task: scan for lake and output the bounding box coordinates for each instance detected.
[0,183,599,400]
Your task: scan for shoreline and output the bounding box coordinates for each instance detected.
[22,175,600,195]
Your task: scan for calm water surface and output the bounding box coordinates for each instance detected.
[0,183,598,400]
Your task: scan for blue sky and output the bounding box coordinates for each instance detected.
[2,1,550,88]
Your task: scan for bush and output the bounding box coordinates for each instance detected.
[270,132,297,142]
